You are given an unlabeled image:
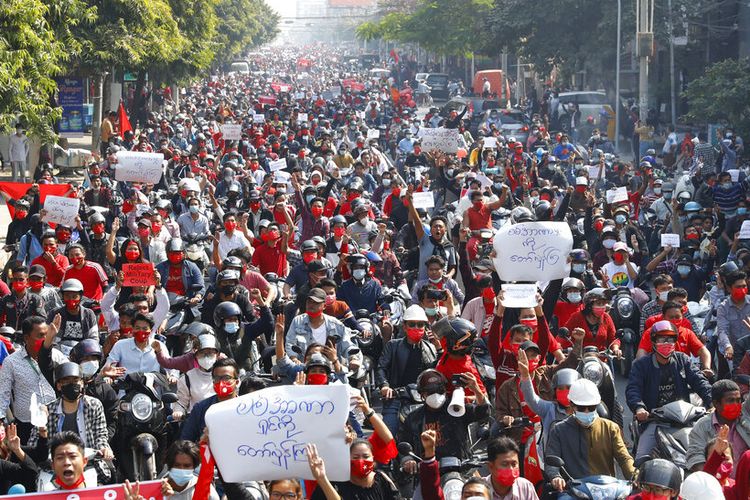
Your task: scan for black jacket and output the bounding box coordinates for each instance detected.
[376,337,438,389]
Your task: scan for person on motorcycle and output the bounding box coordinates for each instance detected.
[629,458,682,500]
[49,278,99,344]
[563,288,622,356]
[338,254,385,312]
[405,193,457,282]
[173,334,221,420]
[717,271,750,371]
[105,312,170,375]
[636,301,712,376]
[418,286,457,323]
[180,357,241,443]
[545,378,635,493]
[212,290,271,365]
[626,320,712,460]
[177,197,211,240]
[377,304,440,433]
[251,221,289,277]
[318,278,363,333]
[42,432,93,490]
[553,277,585,336]
[31,233,69,287]
[27,362,113,484]
[63,244,108,301]
[686,379,748,471]
[155,240,205,307]
[600,241,639,289]
[398,368,490,467]
[433,316,486,398]
[569,249,599,289]
[411,255,464,306]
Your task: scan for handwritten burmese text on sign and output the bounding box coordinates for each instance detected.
[221,124,242,140]
[418,127,460,153]
[500,284,538,308]
[492,222,573,281]
[43,195,80,226]
[205,384,350,482]
[115,152,164,184]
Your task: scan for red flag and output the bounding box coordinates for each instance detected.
[118,101,132,138]
[389,49,399,64]
[0,182,74,218]
[192,442,215,500]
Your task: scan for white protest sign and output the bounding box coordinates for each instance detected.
[253,114,266,124]
[575,176,589,187]
[294,92,305,100]
[587,165,603,179]
[660,233,681,248]
[740,221,750,240]
[221,124,242,141]
[115,151,164,184]
[43,195,80,226]
[483,137,497,149]
[729,169,740,183]
[492,221,573,281]
[605,186,628,204]
[205,384,350,482]
[297,116,308,124]
[475,173,494,189]
[367,129,380,140]
[29,393,48,428]
[330,85,342,97]
[501,284,538,308]
[269,158,287,172]
[418,127,460,153]
[273,170,291,185]
[136,204,151,217]
[412,191,435,209]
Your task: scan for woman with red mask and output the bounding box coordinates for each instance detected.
[563,288,621,355]
[30,234,69,287]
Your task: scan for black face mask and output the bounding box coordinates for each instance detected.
[221,284,237,296]
[60,382,82,402]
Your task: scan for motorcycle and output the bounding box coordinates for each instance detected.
[629,400,706,470]
[546,455,632,500]
[263,272,287,316]
[164,287,203,356]
[115,372,177,481]
[609,287,641,376]
[472,338,496,404]
[578,348,624,428]
[349,310,384,403]
[183,232,212,271]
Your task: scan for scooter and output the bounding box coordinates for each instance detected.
[115,372,177,481]
[546,455,632,500]
[610,287,641,376]
[578,348,624,428]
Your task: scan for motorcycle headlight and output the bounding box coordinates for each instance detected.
[130,393,154,422]
[617,299,634,319]
[582,360,604,386]
[187,250,203,260]
[442,478,463,500]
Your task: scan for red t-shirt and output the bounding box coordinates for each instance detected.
[435,352,486,398]
[639,325,703,356]
[644,313,693,333]
[553,301,584,333]
[466,205,492,230]
[63,262,108,300]
[564,310,620,350]
[251,243,288,277]
[166,265,185,295]
[31,253,70,287]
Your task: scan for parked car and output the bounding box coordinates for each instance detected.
[426,73,450,100]
[479,109,530,144]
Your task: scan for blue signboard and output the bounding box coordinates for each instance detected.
[57,78,84,136]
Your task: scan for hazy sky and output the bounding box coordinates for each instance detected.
[266,0,296,17]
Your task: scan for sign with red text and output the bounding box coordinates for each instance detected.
[123,263,156,287]
[1,480,162,500]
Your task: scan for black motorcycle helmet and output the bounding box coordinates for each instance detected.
[54,362,82,383]
[432,317,477,355]
[166,239,184,253]
[533,200,553,221]
[510,206,535,224]
[417,369,448,395]
[583,287,608,314]
[69,339,102,363]
[184,321,215,339]
[304,353,332,374]
[347,253,370,271]
[213,301,242,327]
[569,249,590,263]
[222,256,243,272]
[719,261,739,280]
[637,458,682,494]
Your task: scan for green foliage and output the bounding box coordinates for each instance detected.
[682,58,750,138]
[0,0,67,139]
[212,0,280,67]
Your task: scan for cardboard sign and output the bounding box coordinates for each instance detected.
[483,137,497,149]
[115,151,164,184]
[1,481,163,500]
[418,127,460,153]
[43,195,80,226]
[500,284,538,308]
[587,165,603,179]
[269,158,287,172]
[123,263,156,287]
[273,170,291,185]
[740,220,750,240]
[412,191,435,209]
[660,233,681,248]
[366,129,380,140]
[205,384,350,482]
[492,221,573,281]
[252,113,266,124]
[605,186,628,204]
[330,85,342,97]
[221,124,242,141]
[728,169,740,183]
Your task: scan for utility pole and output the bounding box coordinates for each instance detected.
[615,0,622,153]
[667,0,676,126]
[636,0,654,121]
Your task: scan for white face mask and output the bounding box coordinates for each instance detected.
[80,360,99,378]
[359,217,369,226]
[567,292,582,304]
[658,291,670,302]
[602,239,616,250]
[572,263,586,274]
[425,393,446,409]
[352,269,367,281]
[198,354,217,371]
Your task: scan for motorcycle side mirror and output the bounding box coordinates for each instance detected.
[734,374,750,386]
[546,456,564,468]
[162,392,179,404]
[190,283,204,291]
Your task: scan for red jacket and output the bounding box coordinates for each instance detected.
[564,310,620,351]
[488,315,552,392]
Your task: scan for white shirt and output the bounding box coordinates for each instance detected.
[602,261,639,289]
[9,133,29,162]
[176,367,215,412]
[663,132,678,154]
[106,337,165,374]
[218,230,251,260]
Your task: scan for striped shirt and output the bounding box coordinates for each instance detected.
[712,183,745,213]
[0,347,62,422]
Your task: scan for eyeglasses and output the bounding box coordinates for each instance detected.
[576,405,598,413]
[405,322,426,328]
[270,493,298,500]
[212,375,235,383]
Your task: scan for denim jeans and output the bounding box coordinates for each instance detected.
[382,398,402,436]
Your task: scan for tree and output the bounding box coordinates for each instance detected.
[212,0,280,67]
[0,0,69,139]
[682,58,750,138]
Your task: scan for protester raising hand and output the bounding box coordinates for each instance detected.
[306,444,340,500]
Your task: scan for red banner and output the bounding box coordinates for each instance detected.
[0,182,74,218]
[342,79,365,92]
[2,480,162,500]
[258,96,277,106]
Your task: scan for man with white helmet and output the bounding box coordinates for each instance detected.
[376,304,441,434]
[679,471,723,500]
[544,378,634,493]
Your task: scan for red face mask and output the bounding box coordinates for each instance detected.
[473,201,484,210]
[655,342,675,358]
[152,223,162,234]
[556,388,571,407]
[348,192,360,202]
[70,255,84,267]
[527,358,539,372]
[29,280,44,292]
[593,220,604,233]
[15,210,27,219]
[612,253,625,265]
[307,373,328,386]
[307,309,323,319]
[214,380,235,397]
[137,228,150,239]
[325,295,335,307]
[333,227,346,238]
[125,249,140,261]
[350,459,374,478]
[520,317,538,330]
[303,253,317,264]
[12,281,27,294]
[31,338,44,353]
[720,402,742,421]
[57,232,71,243]
[120,327,133,338]
[224,221,237,232]
[134,330,150,343]
[311,206,324,218]
[640,492,669,500]
[44,244,57,254]
[168,253,184,265]
[494,467,520,487]
[592,305,607,317]
[392,188,401,198]
[510,343,521,355]
[406,327,424,342]
[92,223,105,235]
[65,298,81,310]
[732,287,748,301]
[481,287,496,301]
[575,185,587,193]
